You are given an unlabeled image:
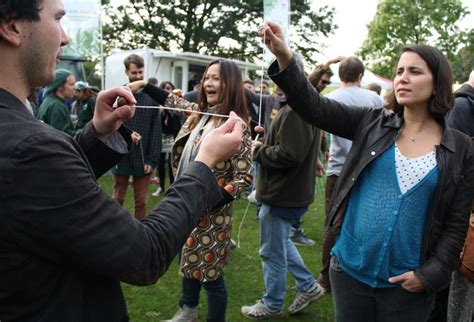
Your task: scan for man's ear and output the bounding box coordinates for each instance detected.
[0,20,26,47]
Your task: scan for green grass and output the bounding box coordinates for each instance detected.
[98,174,334,322]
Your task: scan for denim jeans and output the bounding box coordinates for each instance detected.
[259,203,316,310]
[329,256,435,322]
[180,277,227,322]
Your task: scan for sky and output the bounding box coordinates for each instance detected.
[311,0,474,62]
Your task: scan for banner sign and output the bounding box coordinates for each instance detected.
[61,0,101,58]
[263,0,290,63]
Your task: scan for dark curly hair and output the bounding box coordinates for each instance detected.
[0,0,42,24]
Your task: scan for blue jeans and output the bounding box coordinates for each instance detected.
[259,203,316,310]
[329,256,434,322]
[180,277,227,322]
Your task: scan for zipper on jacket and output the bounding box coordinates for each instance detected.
[419,145,444,263]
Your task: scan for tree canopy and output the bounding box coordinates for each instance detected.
[358,0,472,81]
[102,0,336,66]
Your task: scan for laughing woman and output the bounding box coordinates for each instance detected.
[260,22,474,322]
[129,60,252,322]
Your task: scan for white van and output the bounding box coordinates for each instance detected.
[105,48,261,91]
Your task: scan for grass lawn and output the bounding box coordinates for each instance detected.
[98,174,334,322]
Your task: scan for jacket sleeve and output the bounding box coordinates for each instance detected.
[4,132,223,286]
[416,140,474,292]
[268,56,375,141]
[143,83,198,113]
[75,122,132,178]
[254,108,317,169]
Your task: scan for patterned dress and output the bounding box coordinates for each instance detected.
[164,94,253,282]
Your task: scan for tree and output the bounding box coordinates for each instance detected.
[358,0,471,80]
[451,29,474,83]
[102,0,336,66]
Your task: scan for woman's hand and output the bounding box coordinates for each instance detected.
[389,271,425,292]
[259,21,293,69]
[127,80,147,93]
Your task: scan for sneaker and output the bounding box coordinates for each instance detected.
[162,304,198,322]
[290,230,315,246]
[241,300,283,320]
[152,187,162,197]
[288,283,325,315]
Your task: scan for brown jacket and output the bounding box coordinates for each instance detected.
[163,94,253,282]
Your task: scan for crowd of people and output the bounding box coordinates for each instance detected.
[0,1,473,322]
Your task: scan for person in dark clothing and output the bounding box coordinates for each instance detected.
[0,2,244,321]
[111,54,162,219]
[72,81,96,130]
[446,72,474,137]
[36,68,77,135]
[152,81,183,196]
[428,71,474,322]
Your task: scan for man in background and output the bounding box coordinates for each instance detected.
[36,69,76,136]
[111,54,162,219]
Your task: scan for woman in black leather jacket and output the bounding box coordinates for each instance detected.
[260,22,474,322]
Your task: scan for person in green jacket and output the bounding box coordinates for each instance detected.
[36,69,76,136]
[72,81,96,130]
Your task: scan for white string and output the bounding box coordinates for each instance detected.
[135,105,230,118]
[237,31,267,248]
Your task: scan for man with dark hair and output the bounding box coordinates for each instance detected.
[260,80,270,95]
[148,77,159,87]
[367,82,382,96]
[243,79,256,92]
[308,57,343,92]
[0,1,244,320]
[318,56,384,292]
[111,53,162,220]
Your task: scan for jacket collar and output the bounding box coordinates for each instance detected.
[0,88,35,118]
[382,109,456,153]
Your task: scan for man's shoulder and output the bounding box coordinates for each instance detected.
[454,95,473,110]
[327,86,383,107]
[0,114,73,159]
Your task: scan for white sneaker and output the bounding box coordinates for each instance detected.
[288,283,325,315]
[152,187,162,197]
[161,304,198,322]
[241,300,283,320]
